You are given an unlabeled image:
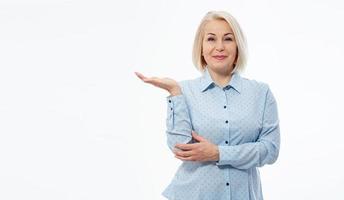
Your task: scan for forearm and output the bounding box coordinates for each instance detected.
[216,133,280,169]
[165,94,193,151]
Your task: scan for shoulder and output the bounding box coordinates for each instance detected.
[177,76,203,94]
[239,75,278,106]
[239,75,271,96]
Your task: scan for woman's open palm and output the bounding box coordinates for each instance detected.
[135,72,181,95]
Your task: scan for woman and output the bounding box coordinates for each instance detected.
[135,11,280,200]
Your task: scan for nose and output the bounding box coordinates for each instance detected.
[215,40,224,51]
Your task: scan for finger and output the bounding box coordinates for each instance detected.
[135,74,152,83]
[134,72,158,83]
[175,143,197,150]
[192,131,207,142]
[138,76,159,86]
[174,150,194,157]
[144,77,159,84]
[135,73,168,88]
[134,72,147,80]
[175,155,195,161]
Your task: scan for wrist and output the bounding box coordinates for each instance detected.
[213,146,220,161]
[169,88,181,96]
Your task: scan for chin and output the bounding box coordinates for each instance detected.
[212,62,230,69]
[208,63,233,72]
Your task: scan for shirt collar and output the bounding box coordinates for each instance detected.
[200,67,242,93]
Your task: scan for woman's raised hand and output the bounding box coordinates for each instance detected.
[135,72,181,96]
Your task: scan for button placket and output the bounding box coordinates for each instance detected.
[224,90,230,146]
[167,98,174,129]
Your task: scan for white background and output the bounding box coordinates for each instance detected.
[1,0,344,199]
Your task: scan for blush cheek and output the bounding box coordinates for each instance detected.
[227,55,235,61]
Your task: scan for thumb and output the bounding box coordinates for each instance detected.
[192,131,206,142]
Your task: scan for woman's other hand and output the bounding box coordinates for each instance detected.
[173,131,220,162]
[135,72,181,96]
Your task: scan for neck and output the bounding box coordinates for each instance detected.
[207,67,233,87]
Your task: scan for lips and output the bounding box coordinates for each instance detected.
[213,55,227,60]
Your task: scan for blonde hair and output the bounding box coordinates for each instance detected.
[192,11,248,73]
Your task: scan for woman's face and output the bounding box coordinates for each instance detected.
[202,19,238,74]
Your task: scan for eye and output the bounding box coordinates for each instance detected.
[225,37,233,41]
[207,37,215,41]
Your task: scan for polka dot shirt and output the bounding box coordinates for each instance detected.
[162,67,280,200]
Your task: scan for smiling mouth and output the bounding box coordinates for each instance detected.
[213,56,227,60]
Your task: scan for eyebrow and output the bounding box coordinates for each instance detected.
[206,33,233,36]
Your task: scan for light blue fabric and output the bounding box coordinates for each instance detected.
[162,67,280,200]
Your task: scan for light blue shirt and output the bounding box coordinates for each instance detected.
[162,68,280,200]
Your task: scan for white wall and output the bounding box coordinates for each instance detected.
[1,0,344,199]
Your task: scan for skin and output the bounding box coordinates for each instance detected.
[202,19,238,87]
[135,19,238,162]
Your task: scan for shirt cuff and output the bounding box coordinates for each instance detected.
[215,145,232,166]
[166,94,185,111]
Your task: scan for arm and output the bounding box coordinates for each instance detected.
[134,72,193,151]
[216,86,280,169]
[165,93,193,151]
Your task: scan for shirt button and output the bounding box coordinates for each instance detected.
[226,182,229,186]
[225,141,228,144]
[225,120,228,124]
[171,108,173,110]
[224,105,227,109]
[169,100,171,103]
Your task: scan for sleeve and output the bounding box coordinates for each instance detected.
[215,86,280,169]
[165,94,193,151]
